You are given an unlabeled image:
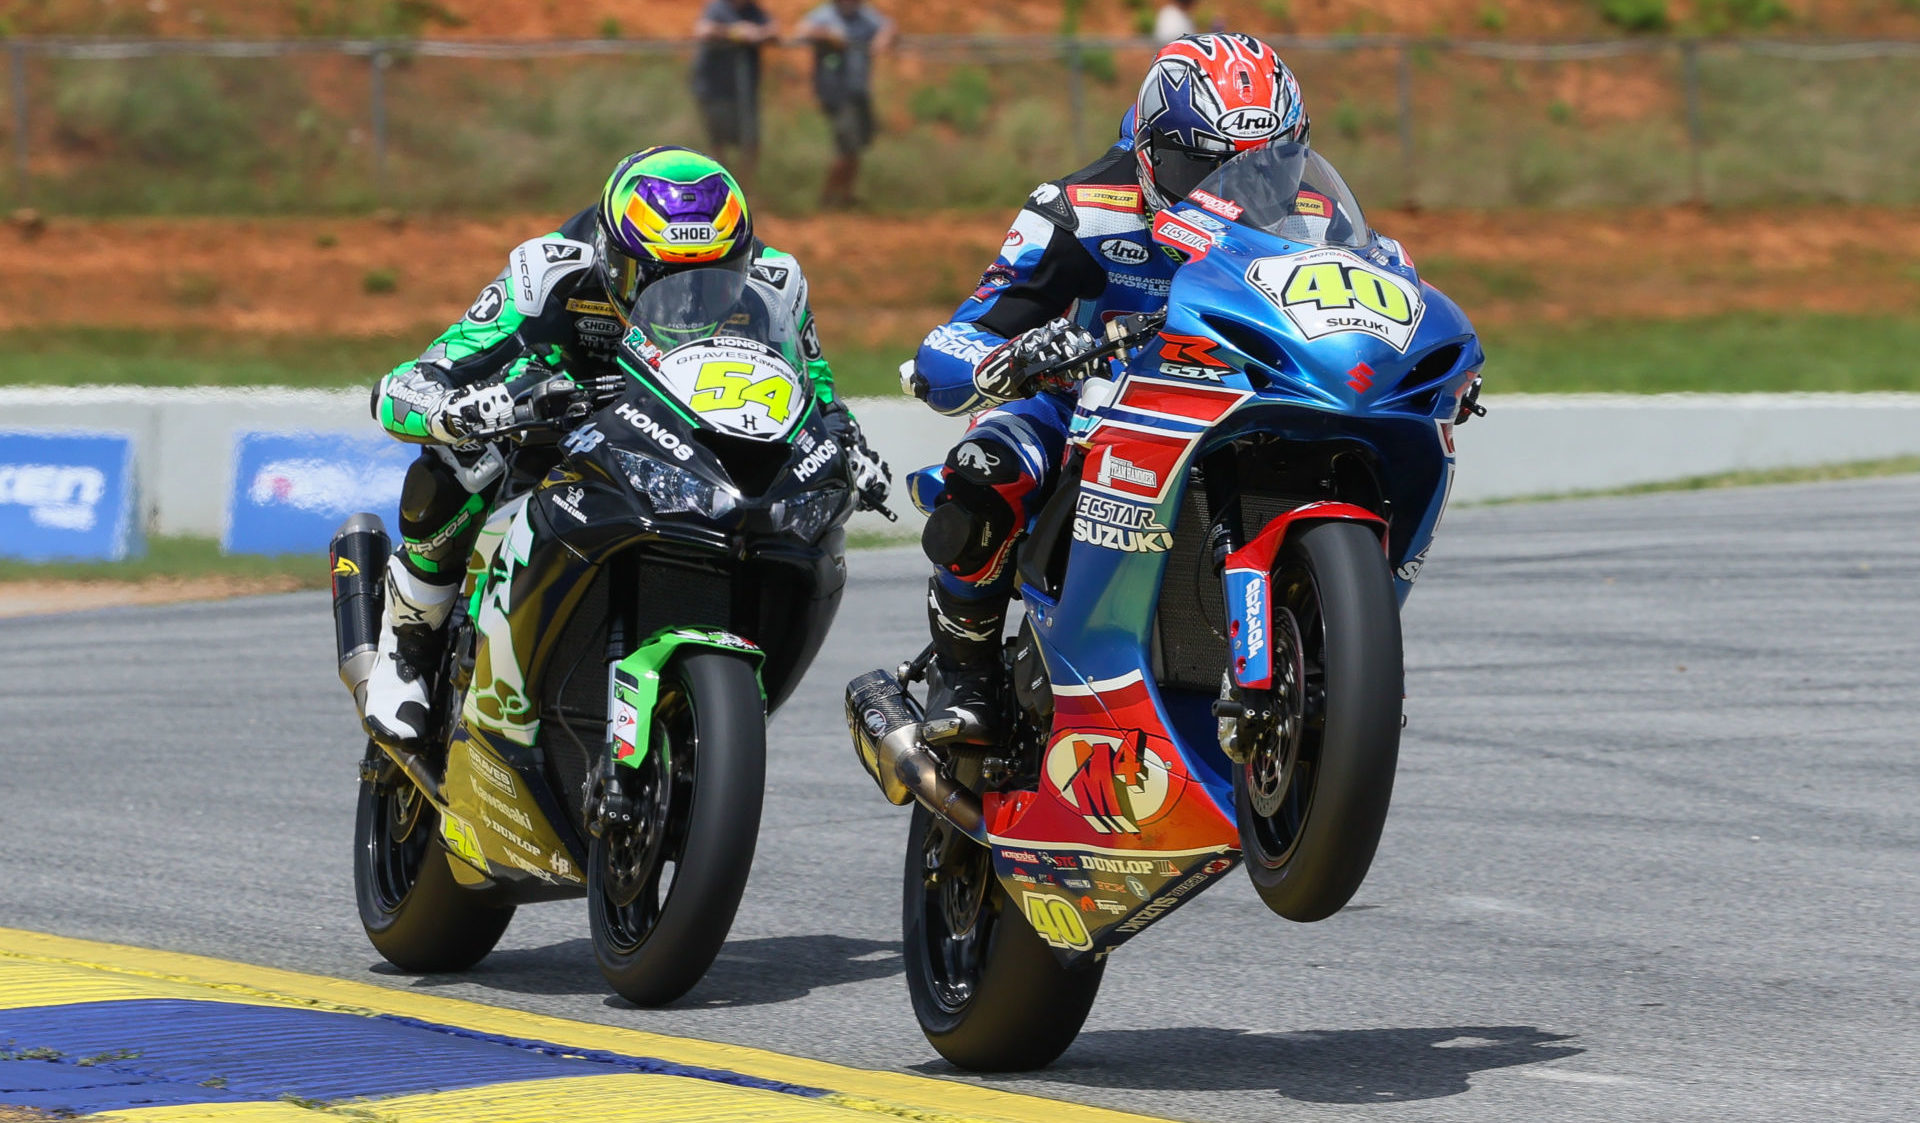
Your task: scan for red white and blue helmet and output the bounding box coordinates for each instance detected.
[1133,34,1311,214]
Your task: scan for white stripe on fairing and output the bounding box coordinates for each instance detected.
[1051,669,1147,697]
[990,836,1232,860]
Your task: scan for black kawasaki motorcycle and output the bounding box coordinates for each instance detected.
[331,269,882,1004]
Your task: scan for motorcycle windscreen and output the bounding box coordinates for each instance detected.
[1185,142,1372,250]
[625,268,812,442]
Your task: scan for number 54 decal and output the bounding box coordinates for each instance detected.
[692,359,795,424]
[1247,248,1426,353]
[647,337,808,442]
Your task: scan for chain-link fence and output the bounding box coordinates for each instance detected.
[4,35,1918,215]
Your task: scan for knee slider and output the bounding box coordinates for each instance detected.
[922,477,1016,576]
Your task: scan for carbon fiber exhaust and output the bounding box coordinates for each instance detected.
[329,513,390,719]
[846,670,985,842]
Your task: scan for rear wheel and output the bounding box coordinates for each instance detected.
[902,804,1104,1071]
[353,743,515,972]
[588,651,765,1006]
[1236,520,1403,922]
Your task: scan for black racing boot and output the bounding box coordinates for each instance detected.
[922,579,1008,747]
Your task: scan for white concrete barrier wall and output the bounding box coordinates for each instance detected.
[2,387,1917,540]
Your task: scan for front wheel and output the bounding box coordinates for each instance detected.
[1236,519,1403,922]
[353,743,515,972]
[902,804,1105,1071]
[588,651,766,1006]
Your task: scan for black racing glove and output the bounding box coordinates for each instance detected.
[972,317,1101,404]
[825,404,891,512]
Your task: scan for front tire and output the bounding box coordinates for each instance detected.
[902,804,1104,1071]
[588,651,766,1006]
[353,743,515,972]
[1236,519,1403,922]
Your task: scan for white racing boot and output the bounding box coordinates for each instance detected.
[362,555,459,744]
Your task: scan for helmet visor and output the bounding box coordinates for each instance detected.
[1147,135,1237,203]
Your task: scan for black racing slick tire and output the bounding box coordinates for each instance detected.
[1236,519,1403,923]
[902,804,1105,1071]
[588,651,766,1007]
[353,742,515,973]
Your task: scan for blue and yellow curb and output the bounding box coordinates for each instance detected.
[0,928,1167,1122]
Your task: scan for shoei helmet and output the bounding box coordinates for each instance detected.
[1133,34,1311,214]
[595,146,753,311]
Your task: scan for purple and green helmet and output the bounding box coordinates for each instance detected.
[595,146,752,309]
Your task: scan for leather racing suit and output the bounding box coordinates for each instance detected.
[909,142,1173,606]
[374,205,852,594]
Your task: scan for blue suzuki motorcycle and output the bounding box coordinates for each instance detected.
[847,142,1484,1070]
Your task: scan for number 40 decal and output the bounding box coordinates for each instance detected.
[690,359,794,423]
[1282,260,1414,324]
[1022,891,1094,951]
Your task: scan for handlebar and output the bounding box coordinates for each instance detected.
[1017,310,1168,390]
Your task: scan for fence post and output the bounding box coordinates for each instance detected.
[1066,40,1085,157]
[369,47,390,204]
[1396,40,1416,210]
[9,41,27,199]
[1681,39,1705,205]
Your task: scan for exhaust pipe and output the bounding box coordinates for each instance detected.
[330,513,390,720]
[846,670,985,842]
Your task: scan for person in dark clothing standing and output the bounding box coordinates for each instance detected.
[798,0,895,209]
[692,0,776,183]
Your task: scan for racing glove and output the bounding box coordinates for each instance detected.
[428,381,514,443]
[826,404,892,511]
[972,318,1101,404]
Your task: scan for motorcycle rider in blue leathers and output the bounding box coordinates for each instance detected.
[905,34,1313,743]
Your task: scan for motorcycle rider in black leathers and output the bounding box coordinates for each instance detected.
[362,145,888,744]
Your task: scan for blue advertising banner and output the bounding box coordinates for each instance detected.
[0,431,140,562]
[223,432,411,557]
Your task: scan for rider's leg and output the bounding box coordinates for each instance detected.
[918,395,1071,744]
[363,448,496,743]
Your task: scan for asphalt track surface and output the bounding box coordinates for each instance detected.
[3,475,1917,1122]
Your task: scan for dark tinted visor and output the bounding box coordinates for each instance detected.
[1147,135,1236,202]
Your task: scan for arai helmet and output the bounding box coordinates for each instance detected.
[1133,34,1310,214]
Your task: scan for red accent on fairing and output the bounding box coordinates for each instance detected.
[1224,501,1389,578]
[1151,211,1214,261]
[1082,425,1197,503]
[1346,362,1376,393]
[983,674,1237,854]
[1158,333,1230,368]
[1116,378,1246,424]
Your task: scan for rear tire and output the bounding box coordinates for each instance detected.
[353,742,515,972]
[902,804,1104,1071]
[588,651,766,1006]
[1236,519,1403,922]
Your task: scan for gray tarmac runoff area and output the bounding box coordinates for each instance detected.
[3,475,1918,1123]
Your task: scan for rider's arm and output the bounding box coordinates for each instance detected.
[911,190,1107,416]
[373,233,591,444]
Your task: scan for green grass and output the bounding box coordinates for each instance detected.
[1479,315,1920,394]
[0,536,326,585]
[1472,455,1920,505]
[0,330,411,389]
[5,314,1920,399]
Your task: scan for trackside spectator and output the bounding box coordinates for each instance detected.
[798,0,896,210]
[1154,0,1198,42]
[692,0,777,182]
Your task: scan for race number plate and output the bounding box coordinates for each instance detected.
[651,337,808,442]
[1247,248,1427,353]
